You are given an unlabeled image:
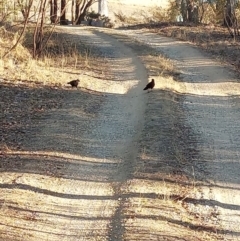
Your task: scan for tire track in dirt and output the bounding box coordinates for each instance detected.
[2,26,240,241]
[0,27,148,241]
[115,29,240,240]
[64,28,149,240]
[85,30,148,241]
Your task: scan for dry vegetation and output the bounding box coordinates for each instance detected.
[103,29,179,78]
[150,23,240,72]
[0,25,99,85]
[113,4,240,74]
[119,21,240,73]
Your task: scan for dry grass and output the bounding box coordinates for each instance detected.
[114,11,140,25]
[113,7,168,26]
[149,23,240,73]
[102,29,179,79]
[0,24,102,87]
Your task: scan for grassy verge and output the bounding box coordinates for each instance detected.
[0,25,101,87]
[145,23,240,73]
[101,30,180,78]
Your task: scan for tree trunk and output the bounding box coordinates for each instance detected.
[75,0,96,25]
[187,1,193,22]
[224,0,234,27]
[50,0,58,23]
[75,1,80,24]
[224,0,239,38]
[192,5,199,23]
[180,0,188,22]
[60,0,67,25]
[180,0,199,23]
[33,0,48,58]
[71,0,75,24]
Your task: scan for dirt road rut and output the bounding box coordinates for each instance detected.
[1,27,240,241]
[0,28,148,241]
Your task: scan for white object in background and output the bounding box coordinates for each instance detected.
[98,0,109,17]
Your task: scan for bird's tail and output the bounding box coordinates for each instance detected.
[143,86,148,90]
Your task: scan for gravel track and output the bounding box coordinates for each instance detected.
[1,27,240,241]
[115,29,240,240]
[0,27,148,241]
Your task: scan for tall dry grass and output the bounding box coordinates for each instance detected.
[0,24,95,86]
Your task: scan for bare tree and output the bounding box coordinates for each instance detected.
[60,0,67,24]
[224,0,236,27]
[180,0,188,21]
[75,0,97,25]
[0,0,14,23]
[50,0,58,23]
[33,0,48,58]
[224,0,239,39]
[188,0,199,23]
[180,0,199,23]
[3,0,34,58]
[71,0,74,24]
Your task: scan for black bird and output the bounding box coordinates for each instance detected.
[67,79,80,88]
[143,79,155,91]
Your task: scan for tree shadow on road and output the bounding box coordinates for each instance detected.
[1,80,240,240]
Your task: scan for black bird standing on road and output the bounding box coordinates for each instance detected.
[143,79,155,91]
[67,79,80,88]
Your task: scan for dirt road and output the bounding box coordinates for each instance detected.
[1,27,240,241]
